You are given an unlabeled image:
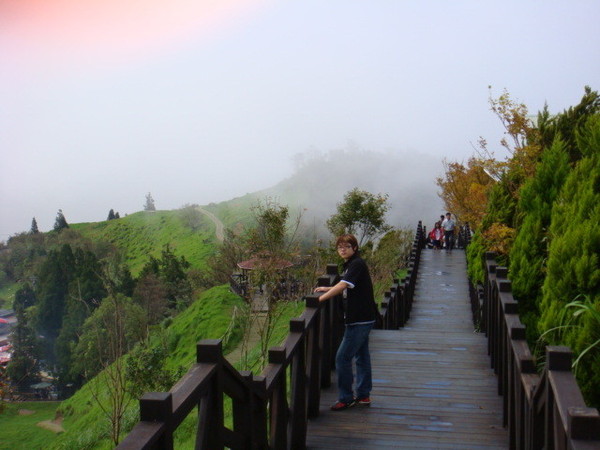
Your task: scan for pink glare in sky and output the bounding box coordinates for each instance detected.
[0,0,266,72]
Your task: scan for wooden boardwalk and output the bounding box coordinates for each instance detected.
[305,249,508,449]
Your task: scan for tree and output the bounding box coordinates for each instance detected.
[30,217,39,234]
[55,248,107,385]
[6,307,41,386]
[34,244,75,341]
[326,188,391,246]
[125,339,183,399]
[247,199,297,256]
[537,86,600,163]
[179,204,203,231]
[53,209,69,231]
[538,116,600,406]
[107,209,116,221]
[72,293,146,382]
[139,246,192,310]
[143,193,156,212]
[210,198,312,371]
[436,157,496,229]
[207,228,248,285]
[508,136,570,343]
[132,273,169,325]
[13,283,36,311]
[73,293,147,446]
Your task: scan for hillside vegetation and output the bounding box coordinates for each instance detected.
[48,284,246,449]
[71,209,218,276]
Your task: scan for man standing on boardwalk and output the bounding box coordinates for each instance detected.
[442,212,456,251]
[314,234,377,411]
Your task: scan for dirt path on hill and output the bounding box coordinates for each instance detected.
[37,416,65,433]
[196,207,225,242]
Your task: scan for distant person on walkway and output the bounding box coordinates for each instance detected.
[442,212,456,251]
[430,221,444,249]
[314,234,377,411]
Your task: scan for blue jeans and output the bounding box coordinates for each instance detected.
[335,322,374,403]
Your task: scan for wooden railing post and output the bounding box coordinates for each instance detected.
[391,280,400,328]
[251,375,268,449]
[235,371,254,448]
[305,293,322,419]
[139,392,174,450]
[269,346,288,449]
[289,318,308,447]
[196,339,224,449]
[316,274,334,388]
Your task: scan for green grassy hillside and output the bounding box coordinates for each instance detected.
[46,284,245,449]
[45,286,305,449]
[204,195,260,230]
[71,209,217,276]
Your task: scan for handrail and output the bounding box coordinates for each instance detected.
[476,251,600,449]
[117,222,425,449]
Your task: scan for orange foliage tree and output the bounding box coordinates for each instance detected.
[436,157,496,229]
[438,88,542,235]
[480,88,542,192]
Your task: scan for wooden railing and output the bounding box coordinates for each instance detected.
[117,222,425,449]
[377,222,424,329]
[474,252,600,449]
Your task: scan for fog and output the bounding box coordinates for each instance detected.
[255,148,444,234]
[1,1,599,240]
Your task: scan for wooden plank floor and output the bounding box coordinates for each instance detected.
[305,249,508,449]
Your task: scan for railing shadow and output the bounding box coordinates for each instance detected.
[117,222,425,449]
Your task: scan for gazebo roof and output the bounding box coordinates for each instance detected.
[237,256,294,271]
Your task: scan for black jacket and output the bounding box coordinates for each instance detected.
[340,253,376,325]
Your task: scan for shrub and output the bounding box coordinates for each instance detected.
[538,116,600,406]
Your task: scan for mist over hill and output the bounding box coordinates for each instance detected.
[253,149,444,235]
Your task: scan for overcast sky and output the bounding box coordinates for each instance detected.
[1,0,599,239]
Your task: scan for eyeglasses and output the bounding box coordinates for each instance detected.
[337,244,353,250]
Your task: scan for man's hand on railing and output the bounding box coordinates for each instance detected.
[314,281,348,302]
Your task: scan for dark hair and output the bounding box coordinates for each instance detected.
[336,234,359,251]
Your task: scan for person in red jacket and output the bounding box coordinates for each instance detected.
[429,221,444,249]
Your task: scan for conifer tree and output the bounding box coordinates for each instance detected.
[538,116,600,406]
[13,284,36,311]
[139,246,191,309]
[107,209,116,221]
[34,245,75,341]
[509,136,570,340]
[144,193,156,211]
[6,308,41,386]
[30,217,39,234]
[53,209,69,231]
